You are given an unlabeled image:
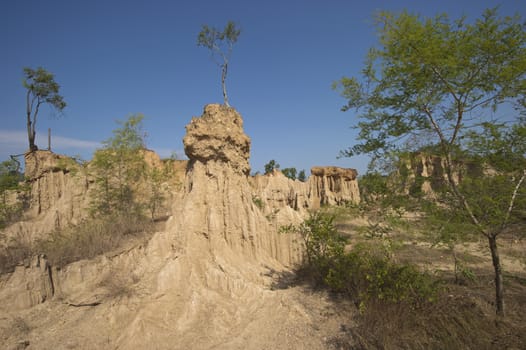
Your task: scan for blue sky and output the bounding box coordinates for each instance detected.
[1,0,524,175]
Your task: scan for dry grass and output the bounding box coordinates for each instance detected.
[37,214,154,268]
[98,269,140,299]
[0,213,155,274]
[0,231,35,274]
[316,206,526,349]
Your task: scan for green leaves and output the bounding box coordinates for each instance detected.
[23,66,66,150]
[282,212,441,308]
[197,21,241,106]
[23,67,66,111]
[335,8,526,160]
[0,159,26,229]
[197,20,241,50]
[91,114,147,216]
[264,159,280,174]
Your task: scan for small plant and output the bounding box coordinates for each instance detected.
[0,231,34,274]
[281,167,297,180]
[282,212,441,310]
[265,208,280,222]
[36,213,153,268]
[264,160,280,175]
[197,21,241,106]
[298,169,307,182]
[0,159,28,229]
[252,195,265,210]
[98,269,139,299]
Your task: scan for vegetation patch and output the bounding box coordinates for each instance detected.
[281,212,441,311]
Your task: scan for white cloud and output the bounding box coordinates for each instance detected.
[0,130,187,162]
[50,135,101,149]
[0,130,101,159]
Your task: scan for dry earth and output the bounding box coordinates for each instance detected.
[0,105,361,350]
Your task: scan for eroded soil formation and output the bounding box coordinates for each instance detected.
[0,104,360,349]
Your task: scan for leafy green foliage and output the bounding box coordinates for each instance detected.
[146,166,171,221]
[23,67,66,151]
[0,160,23,193]
[327,245,440,310]
[281,167,297,180]
[264,159,280,175]
[298,169,307,182]
[0,159,27,229]
[90,114,147,217]
[252,195,265,210]
[197,20,241,106]
[281,212,346,280]
[334,8,525,161]
[91,114,174,223]
[359,172,389,202]
[281,212,440,309]
[335,8,526,315]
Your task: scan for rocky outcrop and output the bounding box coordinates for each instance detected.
[184,104,251,176]
[0,105,362,349]
[250,165,360,215]
[179,104,301,265]
[1,151,92,242]
[310,166,360,207]
[311,166,357,180]
[396,152,484,197]
[0,255,54,310]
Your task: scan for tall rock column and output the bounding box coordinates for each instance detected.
[173,104,301,266]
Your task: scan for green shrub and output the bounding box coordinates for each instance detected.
[281,212,346,281]
[0,232,34,274]
[0,159,28,229]
[282,211,441,309]
[252,195,265,210]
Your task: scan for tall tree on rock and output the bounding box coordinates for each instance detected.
[334,8,526,316]
[197,21,241,107]
[23,67,66,152]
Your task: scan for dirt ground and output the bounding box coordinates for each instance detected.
[1,211,525,350]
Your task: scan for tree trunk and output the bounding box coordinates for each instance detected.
[26,93,38,152]
[26,98,36,152]
[488,234,504,316]
[27,118,37,152]
[221,62,229,107]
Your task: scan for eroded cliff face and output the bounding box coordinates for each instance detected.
[0,105,361,349]
[1,151,92,243]
[250,165,360,220]
[178,104,301,265]
[396,152,485,198]
[310,166,360,207]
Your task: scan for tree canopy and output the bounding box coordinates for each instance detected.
[335,8,525,162]
[334,8,526,316]
[23,67,66,151]
[197,20,241,107]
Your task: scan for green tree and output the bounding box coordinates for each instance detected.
[281,167,297,180]
[91,114,147,216]
[197,21,241,107]
[264,159,280,175]
[0,159,25,228]
[359,172,389,203]
[334,8,526,316]
[146,164,173,221]
[23,67,66,151]
[298,169,307,182]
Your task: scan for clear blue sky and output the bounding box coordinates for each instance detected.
[1,0,524,175]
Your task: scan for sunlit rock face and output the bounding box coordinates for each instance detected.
[0,104,362,350]
[184,104,251,176]
[309,166,360,207]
